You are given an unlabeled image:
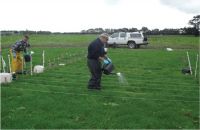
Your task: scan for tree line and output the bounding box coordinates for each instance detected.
[81,15,199,36]
[81,27,198,36]
[1,27,198,36]
[1,15,199,36]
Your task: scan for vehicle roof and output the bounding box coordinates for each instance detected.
[117,32,141,34]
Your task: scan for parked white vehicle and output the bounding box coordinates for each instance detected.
[107,32,148,49]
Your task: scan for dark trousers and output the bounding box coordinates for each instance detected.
[87,59,102,88]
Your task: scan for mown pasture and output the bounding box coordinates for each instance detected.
[1,34,199,129]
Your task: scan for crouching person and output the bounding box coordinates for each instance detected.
[10,35,30,75]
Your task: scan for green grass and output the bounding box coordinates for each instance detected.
[148,35,199,49]
[1,34,199,129]
[1,47,199,129]
[1,34,199,49]
[1,34,98,48]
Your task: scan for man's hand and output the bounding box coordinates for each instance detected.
[99,56,112,65]
[99,56,104,61]
[24,52,29,56]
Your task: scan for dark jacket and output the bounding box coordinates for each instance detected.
[11,40,30,53]
[87,38,106,60]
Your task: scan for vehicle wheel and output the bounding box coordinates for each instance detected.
[128,42,136,49]
[136,45,140,48]
[105,43,109,48]
[107,44,111,48]
[113,43,117,48]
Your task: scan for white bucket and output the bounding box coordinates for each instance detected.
[33,65,44,73]
[104,48,108,52]
[0,73,12,84]
[166,48,173,51]
[59,63,65,66]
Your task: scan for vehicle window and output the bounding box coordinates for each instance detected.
[120,32,126,38]
[111,33,119,38]
[130,34,142,38]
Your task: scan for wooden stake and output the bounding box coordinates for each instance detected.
[186,52,192,75]
[195,54,199,78]
[1,56,5,73]
[8,55,11,73]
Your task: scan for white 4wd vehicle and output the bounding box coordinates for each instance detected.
[107,32,148,49]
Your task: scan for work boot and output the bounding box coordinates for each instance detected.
[12,73,17,80]
[88,85,95,90]
[95,86,101,90]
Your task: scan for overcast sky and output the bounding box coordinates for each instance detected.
[0,0,199,32]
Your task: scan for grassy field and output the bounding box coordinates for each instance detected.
[1,34,97,48]
[148,35,199,49]
[1,34,199,49]
[1,34,199,129]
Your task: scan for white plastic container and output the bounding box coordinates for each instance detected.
[0,73,12,84]
[33,65,44,73]
[166,48,173,51]
[104,48,108,52]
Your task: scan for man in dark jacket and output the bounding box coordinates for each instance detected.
[87,33,109,90]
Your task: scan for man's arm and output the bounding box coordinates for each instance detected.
[99,56,104,61]
[99,54,108,61]
[12,41,21,51]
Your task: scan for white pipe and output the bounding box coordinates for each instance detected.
[1,56,5,73]
[194,54,199,78]
[8,55,11,73]
[24,57,26,69]
[42,50,45,67]
[21,56,24,74]
[48,59,51,67]
[186,51,192,75]
[30,55,33,75]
